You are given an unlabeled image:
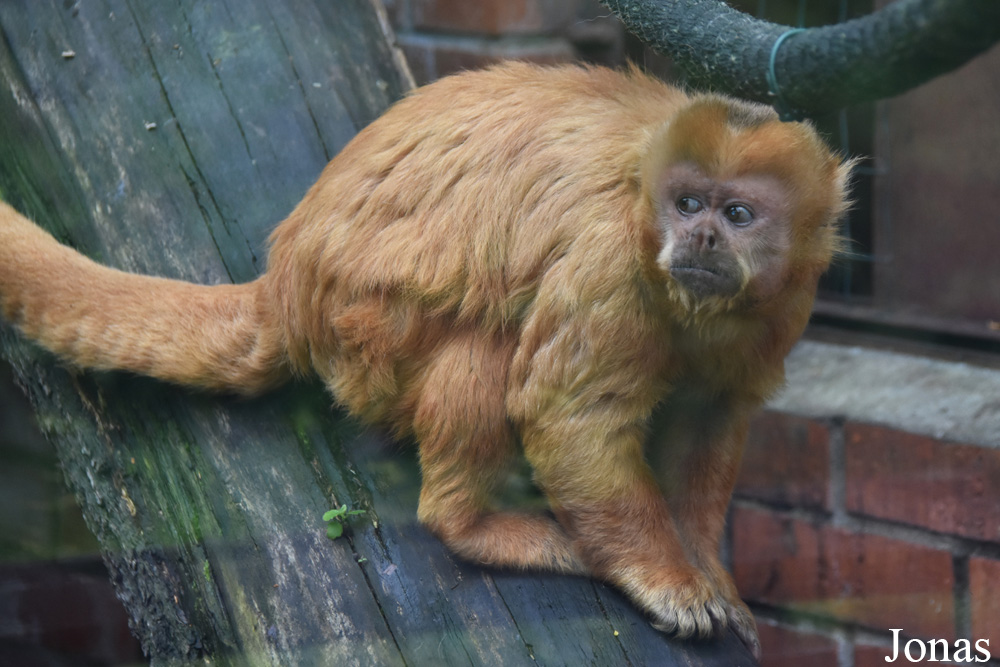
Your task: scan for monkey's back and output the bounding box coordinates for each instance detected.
[263,63,688,425]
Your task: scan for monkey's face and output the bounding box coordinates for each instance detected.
[654,163,793,307]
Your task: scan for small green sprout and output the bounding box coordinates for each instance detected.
[323,504,366,540]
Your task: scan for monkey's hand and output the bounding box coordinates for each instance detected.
[638,566,731,638]
[618,561,751,646]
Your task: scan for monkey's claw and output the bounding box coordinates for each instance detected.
[728,600,761,660]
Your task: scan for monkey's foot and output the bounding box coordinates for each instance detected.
[425,511,587,574]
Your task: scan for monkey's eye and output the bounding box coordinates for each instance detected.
[724,204,754,226]
[676,196,703,215]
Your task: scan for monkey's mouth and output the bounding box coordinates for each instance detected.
[671,266,720,279]
[670,264,741,300]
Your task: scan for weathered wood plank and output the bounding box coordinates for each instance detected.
[0,1,756,664]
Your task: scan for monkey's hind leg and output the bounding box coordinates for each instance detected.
[412,333,585,575]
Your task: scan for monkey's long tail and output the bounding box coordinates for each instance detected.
[0,201,291,395]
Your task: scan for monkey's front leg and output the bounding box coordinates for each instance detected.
[522,417,731,640]
[649,396,760,656]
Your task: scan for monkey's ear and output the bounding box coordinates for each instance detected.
[803,154,858,261]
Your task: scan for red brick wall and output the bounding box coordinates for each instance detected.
[737,412,1000,664]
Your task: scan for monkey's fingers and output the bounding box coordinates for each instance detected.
[646,576,730,640]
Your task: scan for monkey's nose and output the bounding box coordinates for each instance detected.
[693,226,717,251]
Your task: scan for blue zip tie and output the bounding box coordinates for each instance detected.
[766,28,807,120]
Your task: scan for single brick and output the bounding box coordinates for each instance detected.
[969,557,1000,659]
[854,642,895,667]
[756,620,839,667]
[411,0,574,36]
[737,411,830,510]
[397,34,575,84]
[731,505,955,640]
[845,423,1000,542]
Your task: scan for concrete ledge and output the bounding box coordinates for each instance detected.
[772,340,1000,449]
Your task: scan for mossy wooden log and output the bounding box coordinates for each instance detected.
[0,1,755,664]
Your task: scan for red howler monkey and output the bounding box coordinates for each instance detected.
[0,62,851,656]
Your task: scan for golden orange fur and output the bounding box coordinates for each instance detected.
[0,62,851,656]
